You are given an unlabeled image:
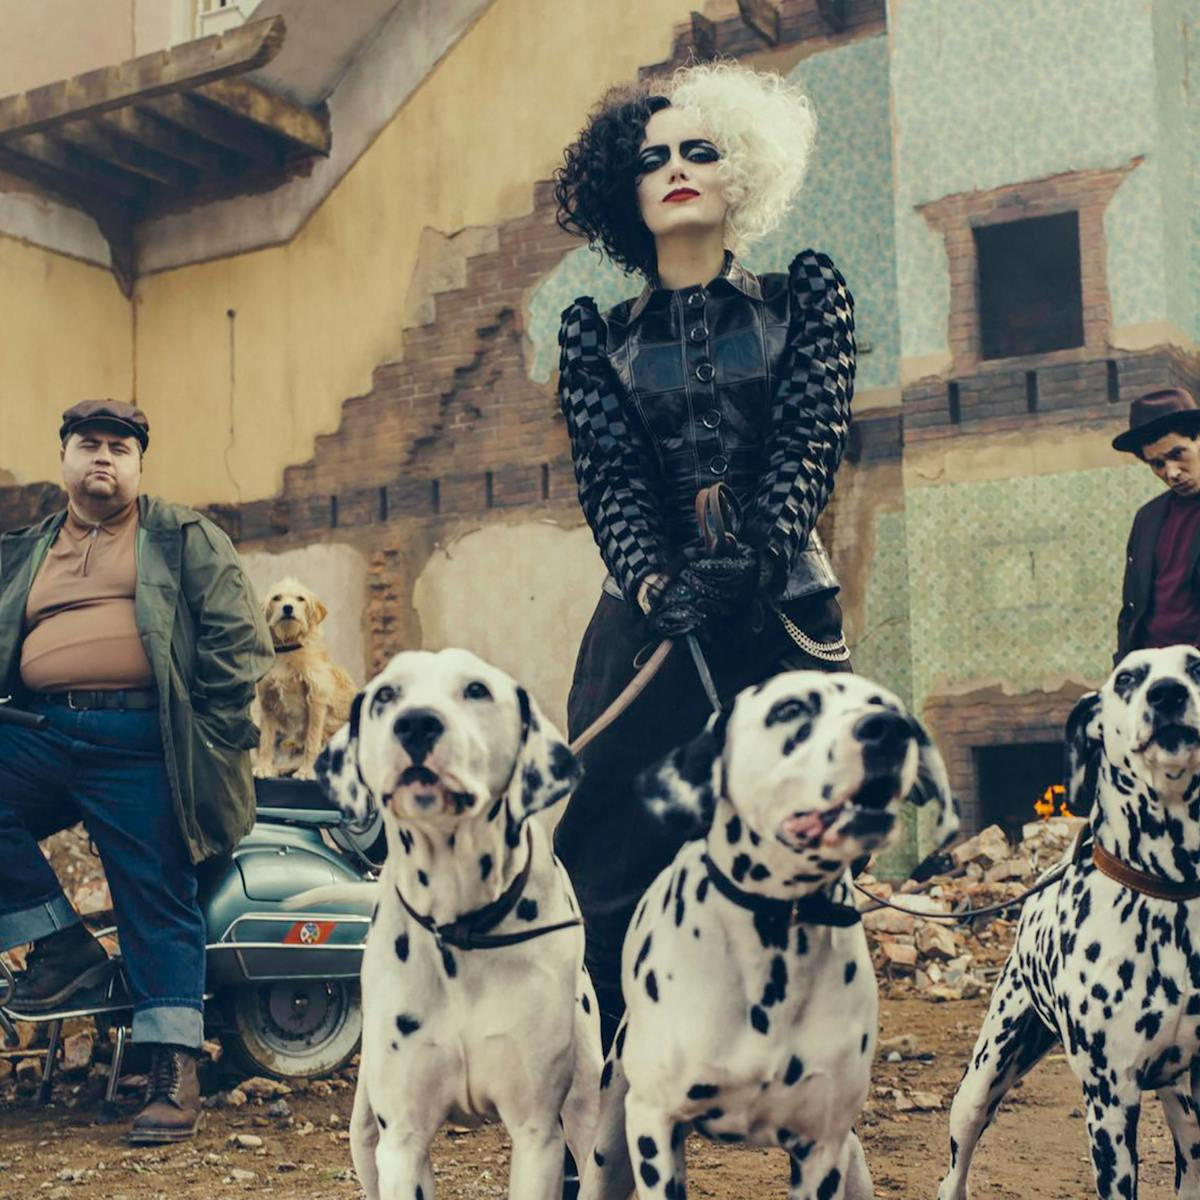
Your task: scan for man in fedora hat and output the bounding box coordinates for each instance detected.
[0,401,273,1142]
[1113,387,1200,663]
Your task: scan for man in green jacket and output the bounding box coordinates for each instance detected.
[0,400,273,1142]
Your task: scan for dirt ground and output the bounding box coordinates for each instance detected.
[0,984,1184,1200]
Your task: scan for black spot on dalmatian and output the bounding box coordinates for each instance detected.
[441,947,457,978]
[479,854,493,881]
[615,1023,628,1058]
[784,1056,803,1085]
[517,898,539,922]
[395,934,409,962]
[378,1114,388,1129]
[549,741,576,781]
[817,1167,842,1199]
[399,829,414,855]
[417,870,429,887]
[395,1013,421,1036]
[416,1187,424,1200]
[687,1083,719,1100]
[638,1136,658,1159]
[329,747,345,775]
[486,795,504,822]
[671,1123,687,1150]
[580,993,591,1014]
[600,1061,613,1090]
[750,1005,769,1034]
[634,934,653,979]
[845,960,858,985]
[726,815,742,845]
[646,971,659,1002]
[731,854,751,883]
[749,863,771,882]
[761,956,788,1008]
[639,1162,660,1188]
[861,1032,870,1054]
[594,1149,605,1166]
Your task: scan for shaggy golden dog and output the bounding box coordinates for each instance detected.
[254,577,357,780]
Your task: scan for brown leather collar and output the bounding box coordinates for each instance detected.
[1088,835,1200,902]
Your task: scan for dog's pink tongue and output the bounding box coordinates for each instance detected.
[781,811,826,844]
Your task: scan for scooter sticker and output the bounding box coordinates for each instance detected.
[285,920,336,945]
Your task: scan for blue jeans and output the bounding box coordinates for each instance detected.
[0,705,204,1048]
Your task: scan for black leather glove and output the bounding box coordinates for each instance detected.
[646,577,708,640]
[676,543,760,619]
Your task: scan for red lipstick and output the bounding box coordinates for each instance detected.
[664,188,700,202]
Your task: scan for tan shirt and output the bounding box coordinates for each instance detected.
[20,501,155,692]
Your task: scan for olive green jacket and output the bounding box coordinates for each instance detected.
[0,494,274,863]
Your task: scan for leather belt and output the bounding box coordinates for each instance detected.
[30,688,159,711]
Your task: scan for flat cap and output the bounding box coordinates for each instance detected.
[59,400,149,451]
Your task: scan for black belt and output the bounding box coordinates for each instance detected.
[29,688,159,711]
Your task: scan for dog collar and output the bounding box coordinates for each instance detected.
[394,828,582,950]
[702,855,861,928]
[274,643,303,653]
[1089,836,1200,902]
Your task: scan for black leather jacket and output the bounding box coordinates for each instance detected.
[557,249,855,606]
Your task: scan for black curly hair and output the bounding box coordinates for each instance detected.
[554,84,671,279]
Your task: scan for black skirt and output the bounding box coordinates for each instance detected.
[554,588,850,1043]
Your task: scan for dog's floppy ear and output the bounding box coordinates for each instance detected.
[308,594,328,625]
[905,716,960,849]
[1063,690,1102,817]
[635,708,730,842]
[504,686,581,843]
[315,692,373,824]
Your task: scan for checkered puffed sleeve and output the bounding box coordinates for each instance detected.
[743,250,856,588]
[558,297,669,603]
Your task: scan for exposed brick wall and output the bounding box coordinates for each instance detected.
[918,163,1136,377]
[902,345,1200,446]
[920,684,1091,834]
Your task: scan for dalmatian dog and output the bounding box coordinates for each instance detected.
[579,671,958,1200]
[940,645,1200,1200]
[315,648,602,1200]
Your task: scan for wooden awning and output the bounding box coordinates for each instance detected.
[0,17,330,295]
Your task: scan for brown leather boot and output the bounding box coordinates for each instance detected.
[128,1045,202,1144]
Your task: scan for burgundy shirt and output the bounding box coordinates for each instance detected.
[1144,494,1200,648]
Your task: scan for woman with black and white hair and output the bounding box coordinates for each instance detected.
[553,61,857,1040]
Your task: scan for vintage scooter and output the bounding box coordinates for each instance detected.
[0,703,383,1106]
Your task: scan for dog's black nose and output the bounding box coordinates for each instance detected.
[854,711,911,751]
[282,603,294,617]
[393,707,445,762]
[1148,679,1189,719]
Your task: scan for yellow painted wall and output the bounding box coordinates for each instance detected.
[132,0,701,505]
[0,236,132,485]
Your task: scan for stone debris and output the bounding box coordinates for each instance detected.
[60,1032,94,1075]
[863,817,1086,999]
[228,1133,263,1150]
[240,1076,291,1099]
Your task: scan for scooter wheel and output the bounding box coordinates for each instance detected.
[221,980,362,1081]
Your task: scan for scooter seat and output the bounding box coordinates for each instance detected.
[254,777,341,813]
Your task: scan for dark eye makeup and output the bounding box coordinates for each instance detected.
[636,139,721,175]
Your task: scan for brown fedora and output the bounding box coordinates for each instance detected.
[1112,387,1200,454]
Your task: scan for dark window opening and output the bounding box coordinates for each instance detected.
[975,212,1084,360]
[974,742,1063,842]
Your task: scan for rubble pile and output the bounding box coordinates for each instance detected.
[860,815,1086,1000]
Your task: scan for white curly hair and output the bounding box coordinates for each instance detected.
[667,61,816,250]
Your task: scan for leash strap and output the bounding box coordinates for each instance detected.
[703,855,861,928]
[393,828,584,951]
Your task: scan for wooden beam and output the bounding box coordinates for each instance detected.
[141,92,285,168]
[3,133,145,200]
[737,0,781,44]
[0,16,285,140]
[0,144,136,295]
[97,107,237,177]
[192,79,330,156]
[688,12,719,61]
[53,120,197,189]
[815,0,849,33]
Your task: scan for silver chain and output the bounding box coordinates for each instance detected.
[776,609,851,662]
